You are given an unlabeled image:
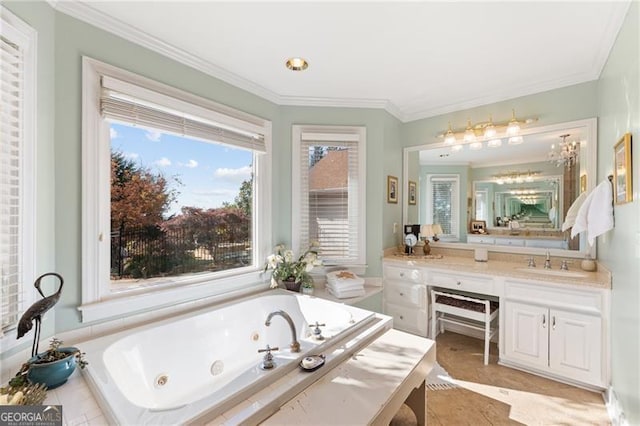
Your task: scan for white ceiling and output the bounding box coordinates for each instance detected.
[55,1,630,122]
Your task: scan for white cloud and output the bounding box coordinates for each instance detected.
[145,130,162,142]
[110,128,118,139]
[125,152,139,160]
[155,157,171,167]
[184,159,198,168]
[214,166,252,182]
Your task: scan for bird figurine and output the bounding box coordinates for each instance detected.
[16,272,64,357]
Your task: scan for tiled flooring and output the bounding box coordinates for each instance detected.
[392,332,610,425]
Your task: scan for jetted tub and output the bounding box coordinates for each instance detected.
[81,290,376,425]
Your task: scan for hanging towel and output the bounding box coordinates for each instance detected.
[585,179,614,245]
[562,191,588,231]
[571,179,614,244]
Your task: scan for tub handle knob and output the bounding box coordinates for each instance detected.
[311,321,326,341]
[258,345,279,370]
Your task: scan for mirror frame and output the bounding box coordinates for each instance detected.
[402,117,597,259]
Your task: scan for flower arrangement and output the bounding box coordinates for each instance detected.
[264,243,322,289]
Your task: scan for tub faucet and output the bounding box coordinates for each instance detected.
[265,310,301,353]
[544,251,552,269]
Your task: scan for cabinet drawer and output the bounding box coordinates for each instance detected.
[429,271,496,296]
[494,237,525,246]
[384,265,423,283]
[467,235,495,245]
[505,280,604,314]
[384,302,427,336]
[384,280,426,309]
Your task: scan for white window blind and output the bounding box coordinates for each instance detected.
[100,75,266,153]
[295,129,365,266]
[428,175,460,239]
[0,10,35,336]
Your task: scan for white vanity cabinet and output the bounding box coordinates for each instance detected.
[383,264,428,337]
[502,279,607,388]
[466,235,495,245]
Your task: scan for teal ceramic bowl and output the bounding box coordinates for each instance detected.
[27,347,78,389]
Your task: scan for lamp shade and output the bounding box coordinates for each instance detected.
[432,224,443,235]
[421,224,434,238]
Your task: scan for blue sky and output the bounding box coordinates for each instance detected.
[110,123,252,216]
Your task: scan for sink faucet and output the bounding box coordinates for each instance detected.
[265,310,301,353]
[544,251,552,269]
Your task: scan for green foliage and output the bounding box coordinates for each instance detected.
[264,243,322,288]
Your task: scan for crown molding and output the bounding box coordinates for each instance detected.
[49,0,282,105]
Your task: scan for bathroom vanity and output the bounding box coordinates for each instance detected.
[383,253,610,389]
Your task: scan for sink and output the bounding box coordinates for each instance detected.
[514,267,589,279]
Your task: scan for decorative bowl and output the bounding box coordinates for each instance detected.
[27,347,78,389]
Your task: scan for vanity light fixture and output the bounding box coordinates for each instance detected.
[438,110,535,152]
[285,57,309,71]
[493,170,541,185]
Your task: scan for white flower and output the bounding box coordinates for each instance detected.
[270,276,279,288]
[283,250,294,262]
[266,254,282,269]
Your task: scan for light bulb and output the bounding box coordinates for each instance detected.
[508,136,524,145]
[506,109,520,136]
[469,141,483,150]
[463,119,476,143]
[487,138,502,148]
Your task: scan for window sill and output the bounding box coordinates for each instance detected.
[78,270,268,323]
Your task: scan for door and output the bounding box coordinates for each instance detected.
[549,309,602,386]
[504,301,549,368]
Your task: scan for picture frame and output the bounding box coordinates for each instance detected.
[580,174,587,193]
[408,181,417,205]
[613,133,632,205]
[470,220,487,233]
[387,175,398,204]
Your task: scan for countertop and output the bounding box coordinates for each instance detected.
[384,254,611,289]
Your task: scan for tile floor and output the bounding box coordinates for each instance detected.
[392,332,610,425]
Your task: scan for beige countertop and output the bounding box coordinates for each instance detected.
[384,254,611,289]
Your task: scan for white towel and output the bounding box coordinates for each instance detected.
[571,180,614,244]
[562,191,588,231]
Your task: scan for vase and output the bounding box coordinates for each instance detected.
[301,286,314,295]
[281,279,302,292]
[27,347,78,389]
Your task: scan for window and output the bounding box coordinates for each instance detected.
[81,58,271,322]
[292,126,366,270]
[426,175,459,240]
[474,189,488,223]
[0,7,36,340]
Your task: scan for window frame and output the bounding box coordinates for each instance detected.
[291,125,367,273]
[425,174,460,241]
[0,6,36,349]
[80,58,272,323]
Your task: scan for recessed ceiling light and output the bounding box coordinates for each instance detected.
[286,57,309,71]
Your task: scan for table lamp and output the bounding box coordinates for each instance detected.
[432,224,443,242]
[421,224,434,255]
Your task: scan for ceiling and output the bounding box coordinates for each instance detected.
[54,1,630,122]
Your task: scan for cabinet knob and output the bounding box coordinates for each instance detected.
[399,292,404,296]
[456,281,461,286]
[552,316,556,330]
[399,315,404,320]
[400,272,405,277]
[542,314,546,328]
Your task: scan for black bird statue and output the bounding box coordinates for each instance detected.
[16,272,64,357]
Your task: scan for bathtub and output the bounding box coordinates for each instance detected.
[81,290,377,425]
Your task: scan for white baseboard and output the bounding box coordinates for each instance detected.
[605,386,628,426]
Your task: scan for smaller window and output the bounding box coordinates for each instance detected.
[292,126,366,270]
[426,175,460,240]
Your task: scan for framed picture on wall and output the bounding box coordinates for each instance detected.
[470,220,487,234]
[387,175,398,203]
[408,181,416,205]
[613,133,632,205]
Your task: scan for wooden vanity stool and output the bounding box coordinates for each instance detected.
[430,290,499,365]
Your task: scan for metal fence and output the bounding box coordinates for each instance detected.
[111,225,251,279]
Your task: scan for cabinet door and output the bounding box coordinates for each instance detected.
[549,309,602,385]
[504,301,549,368]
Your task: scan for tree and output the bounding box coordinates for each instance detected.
[234,177,252,217]
[110,150,176,231]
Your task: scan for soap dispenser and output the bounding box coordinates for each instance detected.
[580,254,597,272]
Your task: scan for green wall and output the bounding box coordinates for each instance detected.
[596,2,640,423]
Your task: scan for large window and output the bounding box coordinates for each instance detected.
[426,175,460,240]
[292,126,366,270]
[81,58,271,322]
[0,7,35,341]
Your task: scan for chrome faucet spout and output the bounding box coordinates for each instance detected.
[265,310,301,353]
[544,251,552,269]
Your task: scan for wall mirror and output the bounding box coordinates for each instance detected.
[402,118,597,258]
